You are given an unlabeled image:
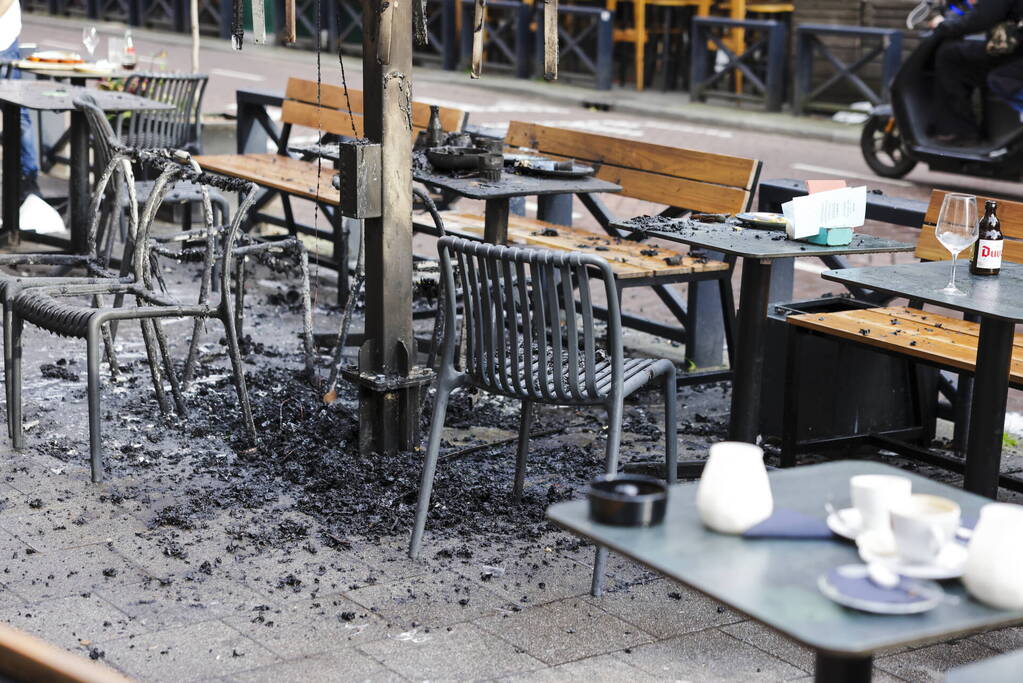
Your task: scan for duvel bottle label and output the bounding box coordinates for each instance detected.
[976,239,1003,269]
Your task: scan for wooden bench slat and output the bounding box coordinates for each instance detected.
[915,223,1023,263]
[195,154,340,205]
[880,306,1023,347]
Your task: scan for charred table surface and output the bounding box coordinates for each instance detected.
[0,80,173,250]
[292,142,622,244]
[610,215,914,444]
[825,261,1023,498]
[548,460,1023,683]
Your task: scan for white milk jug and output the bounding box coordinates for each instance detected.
[696,442,773,534]
[963,503,1023,610]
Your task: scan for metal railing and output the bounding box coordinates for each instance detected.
[690,16,787,112]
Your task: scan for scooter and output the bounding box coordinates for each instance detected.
[860,0,1023,179]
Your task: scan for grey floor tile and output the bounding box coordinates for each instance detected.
[227,548,381,602]
[226,650,404,682]
[876,638,999,682]
[474,597,653,666]
[359,621,546,680]
[96,576,270,631]
[345,571,513,629]
[224,594,392,658]
[971,625,1023,652]
[720,620,814,672]
[590,579,741,640]
[0,527,33,557]
[0,593,147,653]
[98,619,280,682]
[454,545,593,607]
[503,652,658,682]
[0,506,149,553]
[625,628,805,681]
[3,543,150,601]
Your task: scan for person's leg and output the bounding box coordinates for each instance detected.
[987,57,1023,115]
[1,41,39,192]
[934,39,997,140]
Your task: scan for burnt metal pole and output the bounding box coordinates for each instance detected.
[352,0,431,455]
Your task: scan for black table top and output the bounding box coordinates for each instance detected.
[0,80,172,112]
[824,261,1023,323]
[609,216,914,260]
[547,461,1023,657]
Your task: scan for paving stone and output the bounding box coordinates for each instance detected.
[107,527,242,581]
[98,619,280,682]
[503,652,657,682]
[0,583,26,608]
[474,596,653,666]
[0,527,33,557]
[719,620,815,672]
[0,505,149,553]
[0,593,147,653]
[345,570,513,629]
[224,594,392,658]
[876,638,999,682]
[453,544,593,606]
[590,579,742,640]
[3,543,150,601]
[225,650,404,682]
[971,625,1023,652]
[625,628,805,681]
[227,548,382,602]
[96,576,269,631]
[359,621,546,680]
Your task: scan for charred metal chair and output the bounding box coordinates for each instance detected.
[8,153,260,482]
[119,72,209,154]
[409,237,678,596]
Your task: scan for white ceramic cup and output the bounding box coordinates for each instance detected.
[850,474,911,534]
[696,441,773,534]
[889,494,961,565]
[964,503,1023,610]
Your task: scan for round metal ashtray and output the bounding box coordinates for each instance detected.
[587,474,668,527]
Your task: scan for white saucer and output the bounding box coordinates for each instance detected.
[826,507,862,540]
[856,529,968,580]
[818,564,944,615]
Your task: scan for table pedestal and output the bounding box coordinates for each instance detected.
[815,652,872,683]
[965,317,1014,498]
[484,197,511,244]
[68,110,90,254]
[728,257,773,442]
[2,102,22,246]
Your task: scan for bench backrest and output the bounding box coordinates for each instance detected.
[918,190,1023,263]
[281,78,467,138]
[504,121,762,215]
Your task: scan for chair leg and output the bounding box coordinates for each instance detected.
[138,319,172,414]
[781,325,801,468]
[3,300,13,440]
[512,400,533,503]
[297,247,316,384]
[664,366,678,484]
[86,323,103,482]
[409,375,456,559]
[235,256,246,336]
[221,311,257,443]
[718,275,737,369]
[152,319,187,416]
[9,313,23,450]
[592,394,626,598]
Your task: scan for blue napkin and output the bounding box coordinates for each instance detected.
[826,567,922,605]
[743,508,832,539]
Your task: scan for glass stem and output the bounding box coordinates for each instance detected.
[948,251,960,289]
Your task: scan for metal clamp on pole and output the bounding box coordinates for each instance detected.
[331,141,383,219]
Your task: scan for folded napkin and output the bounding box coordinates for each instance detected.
[743,508,832,539]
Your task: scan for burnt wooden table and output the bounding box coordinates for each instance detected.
[548,460,1023,683]
[0,80,172,250]
[823,261,1023,498]
[610,217,914,444]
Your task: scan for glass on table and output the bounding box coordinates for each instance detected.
[82,26,98,58]
[934,193,978,296]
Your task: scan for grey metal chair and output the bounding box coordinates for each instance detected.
[119,72,208,153]
[8,152,260,482]
[408,237,679,596]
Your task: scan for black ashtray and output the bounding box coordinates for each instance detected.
[587,474,667,527]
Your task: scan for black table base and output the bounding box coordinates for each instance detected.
[816,653,873,683]
[729,258,773,442]
[965,318,1015,498]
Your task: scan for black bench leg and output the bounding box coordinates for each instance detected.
[781,323,801,468]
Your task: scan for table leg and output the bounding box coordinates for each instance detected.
[728,258,772,443]
[69,110,90,254]
[536,194,573,226]
[2,103,21,247]
[964,317,1014,498]
[483,197,511,244]
[815,652,872,683]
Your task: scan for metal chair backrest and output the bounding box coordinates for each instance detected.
[438,237,624,404]
[120,72,209,152]
[74,94,122,172]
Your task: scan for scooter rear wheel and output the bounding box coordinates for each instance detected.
[861,115,918,179]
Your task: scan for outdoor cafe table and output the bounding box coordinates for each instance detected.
[547,460,1023,683]
[822,261,1023,499]
[609,217,914,444]
[0,80,173,250]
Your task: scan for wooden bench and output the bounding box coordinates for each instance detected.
[782,190,1023,489]
[429,120,762,367]
[195,77,466,297]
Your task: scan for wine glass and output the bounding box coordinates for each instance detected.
[82,26,98,59]
[934,193,978,296]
